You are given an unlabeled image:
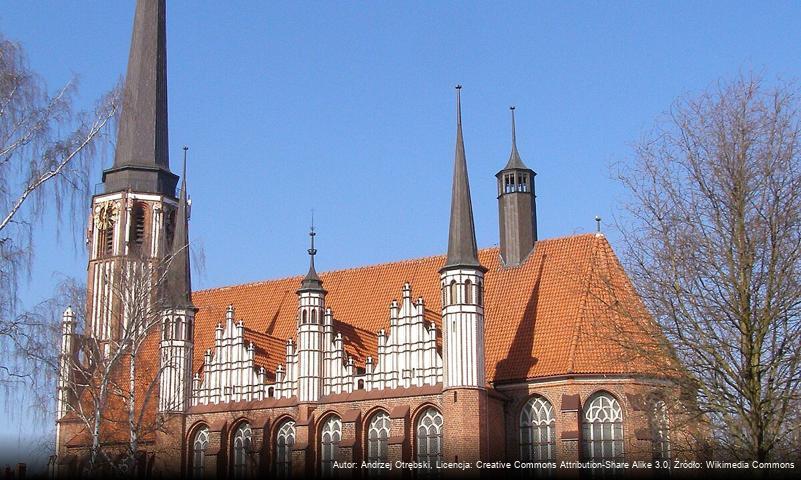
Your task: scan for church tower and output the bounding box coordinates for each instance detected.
[440,87,491,462]
[496,107,537,266]
[85,0,181,347]
[296,227,326,403]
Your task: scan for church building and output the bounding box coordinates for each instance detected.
[51,1,693,478]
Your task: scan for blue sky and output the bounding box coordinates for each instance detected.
[1,0,800,466]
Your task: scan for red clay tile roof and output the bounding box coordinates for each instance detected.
[192,233,670,385]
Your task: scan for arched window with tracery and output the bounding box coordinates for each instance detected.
[192,426,209,478]
[520,395,556,462]
[416,408,443,468]
[651,400,670,462]
[275,420,295,477]
[367,411,390,469]
[232,422,253,479]
[320,415,341,477]
[582,392,624,463]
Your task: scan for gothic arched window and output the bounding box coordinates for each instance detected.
[520,396,555,462]
[416,408,443,467]
[651,400,670,462]
[302,310,307,324]
[465,279,473,304]
[312,309,317,324]
[192,426,209,478]
[232,422,253,479]
[449,281,458,305]
[367,411,390,468]
[320,415,341,476]
[582,392,624,462]
[275,420,295,477]
[477,281,483,307]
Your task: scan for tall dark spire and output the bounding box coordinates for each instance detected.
[442,86,483,272]
[103,0,178,196]
[299,220,325,293]
[164,146,193,307]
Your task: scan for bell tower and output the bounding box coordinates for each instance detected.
[496,107,537,266]
[85,0,180,346]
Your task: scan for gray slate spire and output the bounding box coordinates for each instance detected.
[299,225,325,293]
[442,86,484,272]
[103,0,178,196]
[164,147,193,308]
[504,106,529,170]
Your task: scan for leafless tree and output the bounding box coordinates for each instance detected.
[616,74,801,462]
[0,32,120,390]
[39,251,189,477]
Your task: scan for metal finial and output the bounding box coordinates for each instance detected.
[181,146,188,185]
[455,85,462,126]
[510,106,517,147]
[308,210,317,257]
[595,215,602,232]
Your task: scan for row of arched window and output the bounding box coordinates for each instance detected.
[519,392,670,464]
[190,407,444,478]
[441,279,483,307]
[190,393,669,477]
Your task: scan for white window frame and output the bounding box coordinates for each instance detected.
[520,395,556,462]
[275,420,295,477]
[320,416,342,476]
[582,393,624,463]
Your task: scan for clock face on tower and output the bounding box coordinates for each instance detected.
[94,202,118,229]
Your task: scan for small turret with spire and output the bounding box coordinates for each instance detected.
[440,86,486,390]
[496,106,537,267]
[296,221,326,402]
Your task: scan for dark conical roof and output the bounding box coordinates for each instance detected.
[442,86,484,272]
[103,0,178,195]
[299,227,325,293]
[164,148,193,308]
[503,107,530,170]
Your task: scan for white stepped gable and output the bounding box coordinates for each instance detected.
[365,282,442,389]
[192,305,267,405]
[191,282,444,406]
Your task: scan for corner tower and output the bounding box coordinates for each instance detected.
[440,86,487,389]
[158,148,196,412]
[496,107,537,266]
[440,86,490,464]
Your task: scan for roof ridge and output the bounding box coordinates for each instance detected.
[567,234,603,373]
[194,234,598,296]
